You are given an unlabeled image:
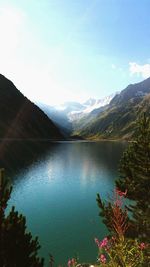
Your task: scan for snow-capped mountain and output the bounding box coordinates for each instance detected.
[36,93,116,136]
[84,94,116,113]
[68,93,116,121]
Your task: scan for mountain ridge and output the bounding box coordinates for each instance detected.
[74,77,150,140]
[37,93,115,137]
[0,74,64,140]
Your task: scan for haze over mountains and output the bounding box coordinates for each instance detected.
[38,77,150,140]
[36,93,115,136]
[0,73,150,142]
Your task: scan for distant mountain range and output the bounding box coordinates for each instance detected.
[2,74,150,170]
[36,93,115,136]
[1,73,149,143]
[38,77,150,140]
[74,77,150,140]
[0,74,63,140]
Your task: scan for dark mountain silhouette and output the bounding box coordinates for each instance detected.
[0,74,64,172]
[0,74,64,140]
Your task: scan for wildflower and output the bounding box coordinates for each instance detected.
[68,258,77,267]
[99,237,108,248]
[139,242,146,250]
[71,258,76,265]
[95,237,99,244]
[115,188,127,197]
[68,259,72,267]
[99,254,106,264]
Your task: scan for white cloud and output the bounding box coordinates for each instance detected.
[129,62,150,79]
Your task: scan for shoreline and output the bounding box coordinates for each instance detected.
[0,137,130,143]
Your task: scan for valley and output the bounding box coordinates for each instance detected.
[37,77,150,141]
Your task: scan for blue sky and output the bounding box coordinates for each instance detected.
[0,0,150,105]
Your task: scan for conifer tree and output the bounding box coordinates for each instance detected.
[116,113,150,241]
[97,113,150,242]
[0,168,44,267]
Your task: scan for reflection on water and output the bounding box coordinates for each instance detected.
[0,140,58,175]
[7,141,127,266]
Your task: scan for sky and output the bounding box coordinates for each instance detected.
[0,0,150,105]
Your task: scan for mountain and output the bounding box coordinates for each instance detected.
[69,94,115,121]
[0,74,64,140]
[74,77,150,140]
[36,102,73,136]
[37,94,115,137]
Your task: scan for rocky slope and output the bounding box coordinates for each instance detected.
[74,77,150,140]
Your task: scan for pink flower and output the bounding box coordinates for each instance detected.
[68,259,72,267]
[115,188,127,197]
[95,237,109,250]
[71,258,76,265]
[139,242,146,250]
[99,254,106,264]
[68,258,76,267]
[99,237,108,248]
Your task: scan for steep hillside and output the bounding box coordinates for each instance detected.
[0,74,63,140]
[36,94,115,138]
[74,78,150,140]
[36,102,72,136]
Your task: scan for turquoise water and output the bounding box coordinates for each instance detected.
[8,141,126,266]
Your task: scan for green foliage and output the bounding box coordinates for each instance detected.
[0,169,44,267]
[95,189,148,267]
[117,114,150,198]
[116,113,150,241]
[97,114,150,242]
[96,114,150,266]
[96,237,146,267]
[0,169,12,222]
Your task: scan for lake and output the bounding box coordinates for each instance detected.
[7,141,127,266]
